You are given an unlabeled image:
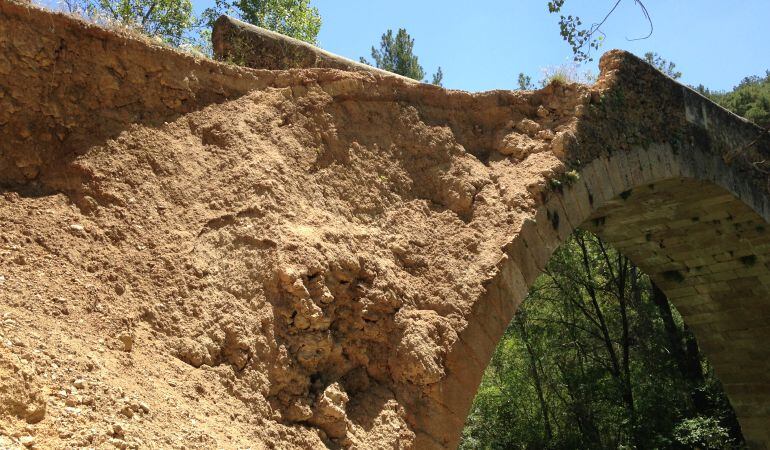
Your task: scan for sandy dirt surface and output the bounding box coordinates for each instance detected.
[0,76,587,450]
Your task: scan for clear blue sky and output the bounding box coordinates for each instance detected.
[301,0,769,92]
[162,0,770,92]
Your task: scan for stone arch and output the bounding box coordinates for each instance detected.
[415,141,770,448]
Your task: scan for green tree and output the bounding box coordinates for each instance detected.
[461,231,745,449]
[709,71,770,128]
[517,72,534,90]
[361,28,443,84]
[80,0,195,45]
[431,67,444,87]
[203,0,322,44]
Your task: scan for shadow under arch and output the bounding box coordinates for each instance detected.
[418,143,770,449]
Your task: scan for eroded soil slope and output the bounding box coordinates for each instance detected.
[0,3,598,447]
[0,75,591,448]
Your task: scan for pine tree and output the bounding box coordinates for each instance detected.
[361,28,443,84]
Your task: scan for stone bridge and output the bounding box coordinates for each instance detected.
[1,1,769,448]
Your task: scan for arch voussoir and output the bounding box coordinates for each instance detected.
[437,109,770,449]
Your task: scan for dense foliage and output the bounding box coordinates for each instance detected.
[461,231,744,449]
[360,28,443,85]
[699,72,770,129]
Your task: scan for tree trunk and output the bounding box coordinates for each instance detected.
[620,260,641,449]
[650,284,708,413]
[517,316,554,441]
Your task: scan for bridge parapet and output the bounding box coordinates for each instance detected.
[212,15,415,82]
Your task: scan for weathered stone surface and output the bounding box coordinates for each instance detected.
[2,1,770,448]
[212,15,415,82]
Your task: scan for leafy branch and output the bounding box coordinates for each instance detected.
[548,0,653,62]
